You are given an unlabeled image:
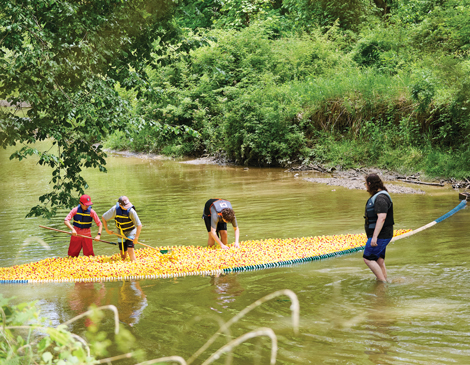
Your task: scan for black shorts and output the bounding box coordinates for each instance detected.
[203,215,227,233]
[118,238,134,251]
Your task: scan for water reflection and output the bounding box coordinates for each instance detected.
[210,273,244,310]
[363,282,394,364]
[116,280,148,327]
[66,280,148,328]
[68,282,107,328]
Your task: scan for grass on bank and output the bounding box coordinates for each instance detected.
[103,15,470,180]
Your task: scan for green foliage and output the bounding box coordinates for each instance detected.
[1,295,94,363]
[116,1,470,176]
[389,0,436,25]
[3,0,469,194]
[175,0,381,32]
[124,22,350,164]
[212,0,282,30]
[411,72,436,112]
[391,0,470,54]
[221,82,305,165]
[175,0,220,29]
[0,295,145,364]
[0,0,177,218]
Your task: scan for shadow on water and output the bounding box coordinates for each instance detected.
[1,144,470,364]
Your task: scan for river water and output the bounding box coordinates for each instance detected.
[1,145,470,364]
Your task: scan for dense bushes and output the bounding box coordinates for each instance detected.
[105,0,470,179]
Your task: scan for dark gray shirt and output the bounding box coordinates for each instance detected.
[210,206,238,229]
[365,194,393,239]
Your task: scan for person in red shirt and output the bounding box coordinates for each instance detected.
[64,194,103,257]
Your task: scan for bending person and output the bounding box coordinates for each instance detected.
[203,199,239,250]
[102,196,142,262]
[363,174,394,282]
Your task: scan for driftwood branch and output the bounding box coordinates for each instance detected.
[397,179,444,187]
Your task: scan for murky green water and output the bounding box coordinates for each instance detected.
[1,144,470,364]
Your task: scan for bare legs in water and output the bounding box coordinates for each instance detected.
[364,257,387,282]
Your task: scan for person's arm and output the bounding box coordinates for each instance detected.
[91,210,103,241]
[133,224,142,245]
[371,213,386,247]
[101,217,116,235]
[102,207,117,235]
[64,208,77,236]
[209,207,229,249]
[128,209,142,244]
[233,226,240,248]
[64,219,77,236]
[210,227,229,249]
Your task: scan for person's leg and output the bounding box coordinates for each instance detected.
[219,230,228,246]
[204,216,215,247]
[377,258,387,281]
[363,237,389,282]
[363,258,387,282]
[68,236,82,257]
[128,247,136,261]
[119,240,128,260]
[82,234,95,256]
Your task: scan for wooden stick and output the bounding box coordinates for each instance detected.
[39,225,117,245]
[111,232,159,250]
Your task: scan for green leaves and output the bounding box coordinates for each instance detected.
[0,294,139,364]
[0,0,176,217]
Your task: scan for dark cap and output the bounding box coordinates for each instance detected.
[118,196,133,210]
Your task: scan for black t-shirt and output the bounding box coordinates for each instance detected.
[365,194,394,239]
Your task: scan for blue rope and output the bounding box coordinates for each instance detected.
[435,200,467,223]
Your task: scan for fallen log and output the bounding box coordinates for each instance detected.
[400,180,444,187]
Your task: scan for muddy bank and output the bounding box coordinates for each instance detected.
[106,150,168,160]
[179,156,219,165]
[298,167,426,194]
[303,177,425,194]
[107,150,223,165]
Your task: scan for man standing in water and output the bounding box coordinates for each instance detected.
[64,194,102,257]
[102,196,142,262]
[363,174,394,282]
[203,199,240,250]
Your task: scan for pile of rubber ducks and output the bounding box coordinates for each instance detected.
[0,230,411,283]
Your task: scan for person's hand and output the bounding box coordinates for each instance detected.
[220,244,229,250]
[133,237,139,245]
[71,229,77,236]
[371,237,378,247]
[94,235,101,241]
[234,242,239,248]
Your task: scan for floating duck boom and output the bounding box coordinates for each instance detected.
[0,195,467,284]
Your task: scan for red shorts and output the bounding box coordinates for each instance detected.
[68,233,94,257]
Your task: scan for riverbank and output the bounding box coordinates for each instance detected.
[107,149,470,194]
[286,165,470,194]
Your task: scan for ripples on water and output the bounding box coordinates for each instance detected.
[1,145,470,364]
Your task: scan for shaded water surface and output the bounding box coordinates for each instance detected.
[1,146,470,364]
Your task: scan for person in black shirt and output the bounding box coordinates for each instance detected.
[203,199,239,249]
[363,174,394,282]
